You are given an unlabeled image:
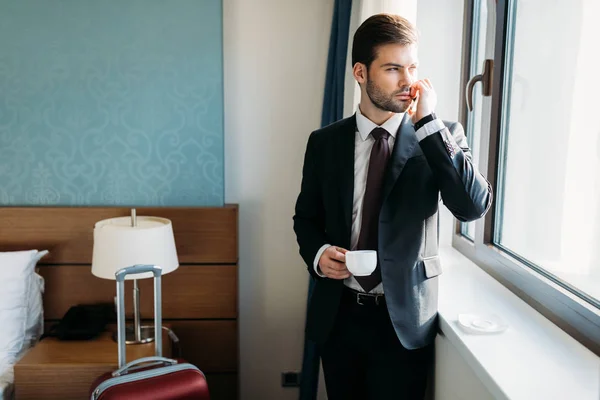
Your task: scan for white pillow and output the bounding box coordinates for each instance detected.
[23,270,45,350]
[0,250,48,366]
[0,360,14,400]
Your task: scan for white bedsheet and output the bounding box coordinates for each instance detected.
[0,362,14,400]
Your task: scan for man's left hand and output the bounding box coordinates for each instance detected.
[409,79,437,123]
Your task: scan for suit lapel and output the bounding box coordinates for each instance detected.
[382,113,420,201]
[337,115,356,248]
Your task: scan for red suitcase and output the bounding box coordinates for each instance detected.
[90,264,210,400]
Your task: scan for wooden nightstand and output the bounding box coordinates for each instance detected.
[14,330,172,400]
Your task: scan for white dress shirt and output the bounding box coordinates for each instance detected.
[313,107,445,293]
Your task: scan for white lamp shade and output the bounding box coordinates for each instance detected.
[92,216,179,280]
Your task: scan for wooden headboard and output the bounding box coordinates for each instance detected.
[0,205,238,400]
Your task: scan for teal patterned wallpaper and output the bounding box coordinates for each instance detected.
[0,0,224,206]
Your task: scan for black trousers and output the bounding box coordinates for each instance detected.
[319,288,434,400]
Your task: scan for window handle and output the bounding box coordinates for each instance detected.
[466,59,493,111]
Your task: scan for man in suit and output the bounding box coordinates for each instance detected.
[293,14,493,399]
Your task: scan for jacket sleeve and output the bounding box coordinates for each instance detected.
[293,131,327,280]
[418,121,493,222]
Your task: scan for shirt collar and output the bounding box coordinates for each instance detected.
[356,107,404,141]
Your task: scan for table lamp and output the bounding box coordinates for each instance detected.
[91,209,179,344]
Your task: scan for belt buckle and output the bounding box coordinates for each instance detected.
[356,292,381,306]
[356,292,366,306]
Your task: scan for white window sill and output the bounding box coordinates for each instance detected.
[437,246,600,400]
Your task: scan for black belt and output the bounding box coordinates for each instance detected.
[342,286,385,306]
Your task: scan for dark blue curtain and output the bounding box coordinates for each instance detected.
[320,0,353,128]
[299,1,352,399]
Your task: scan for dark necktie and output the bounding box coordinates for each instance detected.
[354,127,391,292]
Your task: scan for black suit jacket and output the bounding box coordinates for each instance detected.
[293,113,492,349]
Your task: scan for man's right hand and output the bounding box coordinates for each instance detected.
[318,246,351,279]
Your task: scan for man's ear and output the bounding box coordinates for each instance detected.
[353,63,367,85]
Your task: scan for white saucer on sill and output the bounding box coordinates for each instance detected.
[457,313,508,334]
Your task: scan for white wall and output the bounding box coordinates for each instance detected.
[417,0,465,250]
[418,1,498,398]
[417,0,464,122]
[435,334,495,400]
[223,1,334,399]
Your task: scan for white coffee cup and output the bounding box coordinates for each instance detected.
[345,250,377,276]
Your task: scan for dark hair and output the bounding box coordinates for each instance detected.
[351,13,418,68]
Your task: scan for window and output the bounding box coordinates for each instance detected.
[496,0,600,305]
[455,0,600,352]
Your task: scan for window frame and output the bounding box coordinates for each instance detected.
[453,0,600,355]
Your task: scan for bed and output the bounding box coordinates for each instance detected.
[0,248,47,400]
[0,206,239,400]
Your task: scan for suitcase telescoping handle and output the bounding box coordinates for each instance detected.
[112,356,178,377]
[115,264,163,368]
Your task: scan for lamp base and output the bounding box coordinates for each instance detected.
[112,325,155,344]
